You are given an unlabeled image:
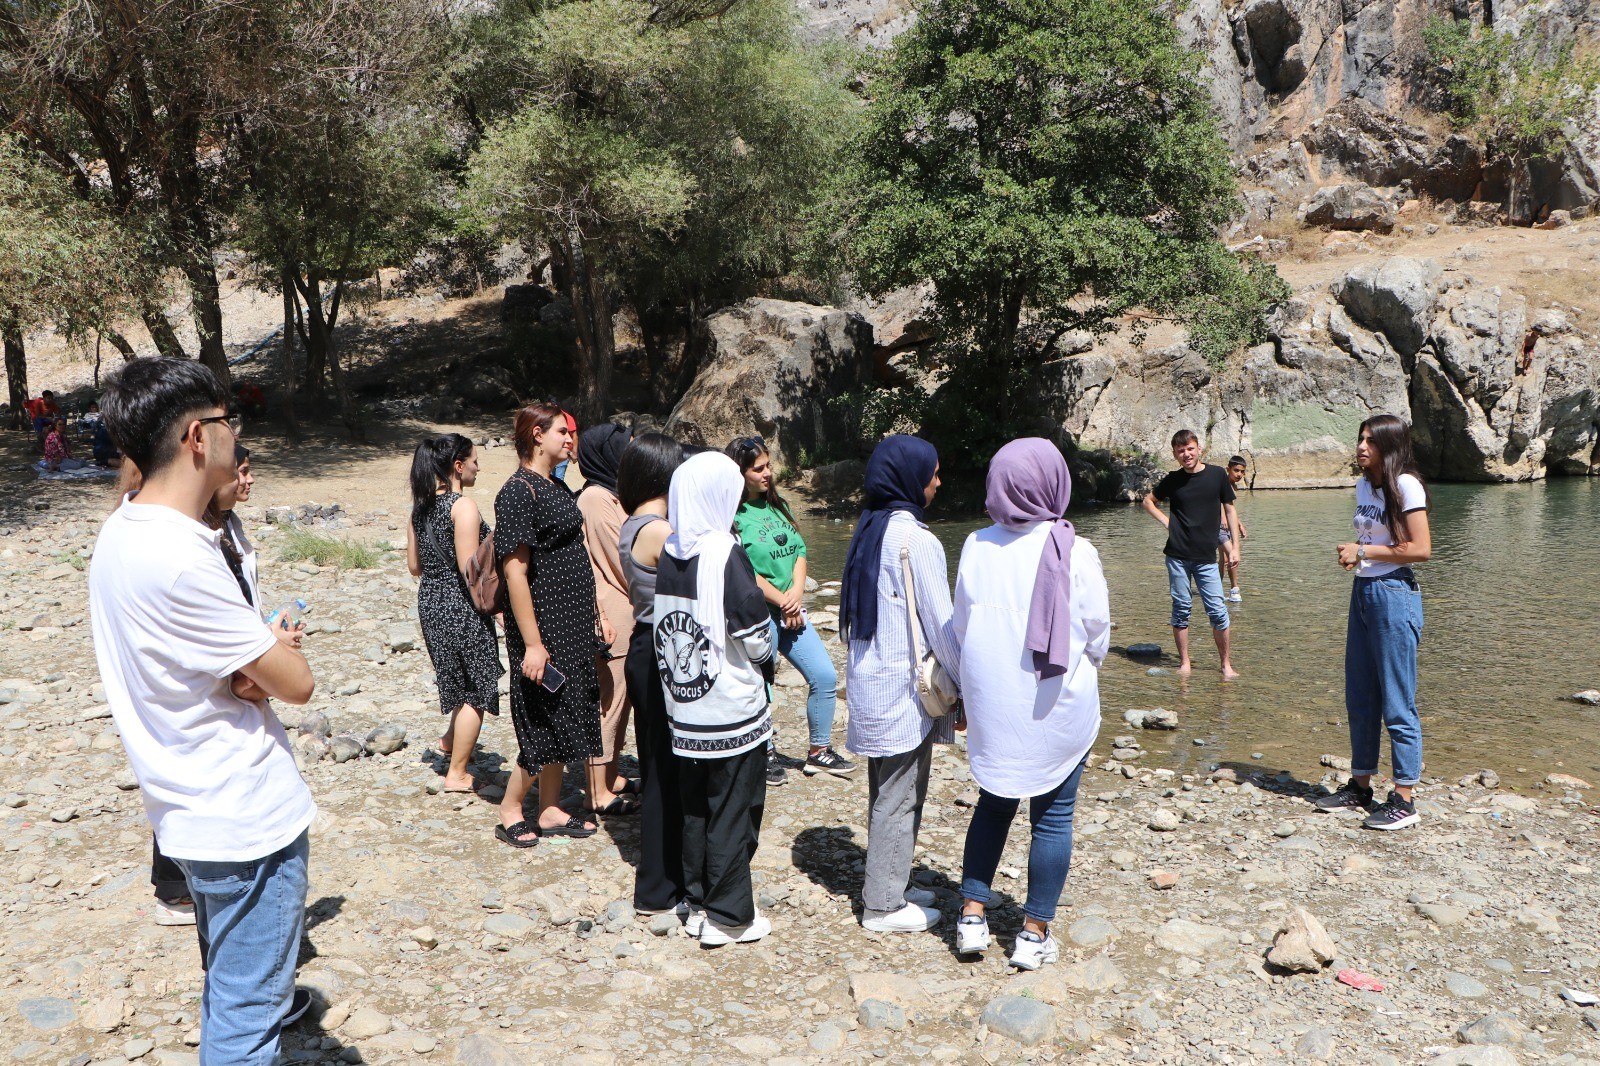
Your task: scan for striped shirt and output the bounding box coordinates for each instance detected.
[845,512,961,758]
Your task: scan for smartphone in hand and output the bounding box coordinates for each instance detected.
[539,662,567,694]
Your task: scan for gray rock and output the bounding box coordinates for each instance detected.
[1148,809,1181,832]
[385,627,416,654]
[1059,954,1127,993]
[1570,689,1600,705]
[17,996,77,1030]
[979,995,1056,1046]
[1296,1027,1336,1061]
[809,1022,847,1053]
[648,913,678,937]
[1067,915,1118,948]
[1266,907,1336,973]
[363,724,406,755]
[1427,1049,1522,1066]
[1560,988,1599,1007]
[1154,918,1232,957]
[360,644,387,664]
[1457,1013,1531,1048]
[1416,902,1469,927]
[1333,257,1442,356]
[456,1033,519,1066]
[857,998,905,1031]
[299,711,331,738]
[481,913,535,940]
[327,736,364,763]
[1126,643,1163,657]
[1478,769,1501,789]
[1447,973,1490,999]
[341,1006,391,1040]
[1298,182,1396,233]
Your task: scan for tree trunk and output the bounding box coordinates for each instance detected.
[295,273,364,442]
[141,303,188,361]
[280,265,301,445]
[183,252,230,387]
[553,224,614,422]
[103,330,138,361]
[3,319,26,432]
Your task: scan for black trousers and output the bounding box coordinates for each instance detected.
[625,623,686,912]
[679,742,767,928]
[151,836,187,901]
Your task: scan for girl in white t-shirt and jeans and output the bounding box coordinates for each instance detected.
[1317,414,1432,830]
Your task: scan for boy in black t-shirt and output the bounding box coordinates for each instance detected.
[1141,430,1241,678]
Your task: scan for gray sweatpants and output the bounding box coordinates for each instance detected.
[862,730,936,913]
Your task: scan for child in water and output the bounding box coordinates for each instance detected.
[1218,455,1248,602]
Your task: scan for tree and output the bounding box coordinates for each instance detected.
[458,0,856,419]
[0,1,297,386]
[233,0,450,441]
[1423,17,1600,221]
[0,136,140,427]
[829,0,1287,461]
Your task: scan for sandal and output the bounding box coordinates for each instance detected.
[616,777,642,796]
[538,814,598,838]
[589,794,641,817]
[494,821,540,849]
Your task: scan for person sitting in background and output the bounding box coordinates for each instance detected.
[43,417,83,471]
[235,381,266,419]
[92,416,121,467]
[26,390,60,450]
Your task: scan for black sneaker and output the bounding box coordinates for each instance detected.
[282,987,314,1026]
[804,746,857,777]
[766,750,788,787]
[1363,792,1419,831]
[1313,781,1374,812]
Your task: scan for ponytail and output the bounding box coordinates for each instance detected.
[409,433,476,527]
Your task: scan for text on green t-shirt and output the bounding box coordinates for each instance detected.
[733,499,806,593]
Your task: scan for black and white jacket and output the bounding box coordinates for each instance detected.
[652,547,775,758]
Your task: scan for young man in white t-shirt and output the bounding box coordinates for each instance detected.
[90,358,317,1063]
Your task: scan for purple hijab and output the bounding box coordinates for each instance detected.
[985,438,1076,679]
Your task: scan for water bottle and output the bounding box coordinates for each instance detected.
[266,597,309,630]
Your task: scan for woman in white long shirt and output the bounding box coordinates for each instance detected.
[953,438,1111,971]
[841,435,959,934]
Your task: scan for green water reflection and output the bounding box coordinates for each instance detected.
[794,478,1600,787]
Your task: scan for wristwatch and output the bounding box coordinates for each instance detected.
[1356,546,1367,561]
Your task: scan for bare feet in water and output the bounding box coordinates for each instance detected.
[1221,664,1241,680]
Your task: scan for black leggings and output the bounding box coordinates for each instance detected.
[625,623,686,912]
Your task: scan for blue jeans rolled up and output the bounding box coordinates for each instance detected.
[1345,571,1423,786]
[1166,557,1230,631]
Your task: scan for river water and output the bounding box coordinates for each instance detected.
[793,478,1600,787]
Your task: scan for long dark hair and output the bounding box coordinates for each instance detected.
[410,433,474,526]
[1359,414,1426,541]
[617,432,687,514]
[724,435,796,526]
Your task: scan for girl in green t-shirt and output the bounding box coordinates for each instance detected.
[726,437,856,784]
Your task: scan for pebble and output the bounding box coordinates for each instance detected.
[809,1022,846,1053]
[979,995,1056,1046]
[1457,1013,1531,1048]
[857,998,905,1031]
[1561,988,1600,1007]
[364,723,407,755]
[1148,809,1181,832]
[1446,973,1490,999]
[341,1006,392,1040]
[1066,915,1118,948]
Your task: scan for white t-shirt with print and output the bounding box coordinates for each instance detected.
[89,497,315,862]
[1352,473,1427,578]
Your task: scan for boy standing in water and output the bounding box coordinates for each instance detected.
[1218,455,1248,603]
[1142,430,1240,678]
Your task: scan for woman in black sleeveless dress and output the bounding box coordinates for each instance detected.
[406,434,503,793]
[494,403,611,845]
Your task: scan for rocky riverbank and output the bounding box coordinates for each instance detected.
[4,494,1600,1066]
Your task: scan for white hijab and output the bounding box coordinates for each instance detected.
[664,452,746,672]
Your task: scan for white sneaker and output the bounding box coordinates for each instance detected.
[682,905,706,939]
[861,901,941,933]
[955,914,991,955]
[1009,930,1059,971]
[699,913,772,946]
[154,898,196,927]
[904,886,937,907]
[1228,587,1242,603]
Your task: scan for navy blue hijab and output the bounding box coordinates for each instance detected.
[840,435,939,643]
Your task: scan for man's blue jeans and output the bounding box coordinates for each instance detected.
[1166,557,1230,630]
[959,759,1087,924]
[770,613,838,747]
[176,830,309,1066]
[1345,572,1423,786]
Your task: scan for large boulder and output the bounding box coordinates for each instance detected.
[1332,257,1443,357]
[1297,182,1397,233]
[666,299,874,468]
[1303,101,1484,201]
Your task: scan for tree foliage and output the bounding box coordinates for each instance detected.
[459,0,856,416]
[1423,17,1600,170]
[828,0,1286,460]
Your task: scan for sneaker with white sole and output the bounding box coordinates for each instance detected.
[862,901,941,933]
[282,988,314,1027]
[1362,791,1420,831]
[956,914,991,955]
[682,905,707,938]
[1228,587,1242,603]
[154,897,196,927]
[904,886,937,907]
[699,913,772,946]
[804,746,857,776]
[636,900,690,919]
[1009,929,1060,971]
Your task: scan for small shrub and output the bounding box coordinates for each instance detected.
[275,527,384,569]
[53,552,86,572]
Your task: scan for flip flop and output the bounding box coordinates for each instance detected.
[442,784,477,794]
[494,821,540,849]
[539,814,598,838]
[588,794,641,817]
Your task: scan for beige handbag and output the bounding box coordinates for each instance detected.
[900,544,958,718]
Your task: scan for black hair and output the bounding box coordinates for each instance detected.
[1170,428,1199,449]
[409,433,475,526]
[234,443,251,465]
[1227,455,1246,468]
[617,432,687,514]
[1359,414,1427,542]
[42,389,54,398]
[100,357,229,475]
[724,435,796,525]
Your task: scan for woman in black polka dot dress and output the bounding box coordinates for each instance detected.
[493,402,612,845]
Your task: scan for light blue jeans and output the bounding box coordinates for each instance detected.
[1345,571,1424,786]
[960,758,1087,923]
[770,612,838,747]
[176,830,309,1066]
[1166,557,1230,630]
